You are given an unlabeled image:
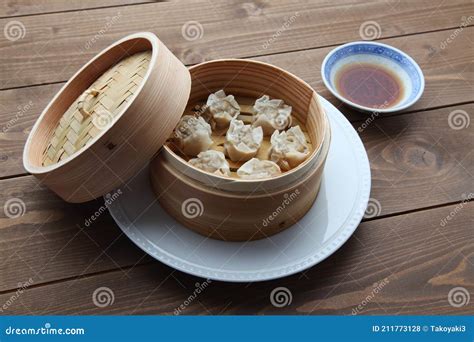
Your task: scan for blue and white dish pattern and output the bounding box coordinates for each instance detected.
[321,41,425,112]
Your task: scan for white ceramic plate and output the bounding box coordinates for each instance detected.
[107,96,371,282]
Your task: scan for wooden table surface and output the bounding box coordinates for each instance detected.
[0,0,473,315]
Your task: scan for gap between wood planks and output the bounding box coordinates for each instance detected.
[0,1,159,20]
[232,24,474,63]
[0,258,156,297]
[349,100,474,124]
[361,197,474,223]
[0,172,28,181]
[1,24,472,179]
[0,99,472,183]
[0,24,472,93]
[0,3,472,297]
[1,0,472,90]
[0,191,471,297]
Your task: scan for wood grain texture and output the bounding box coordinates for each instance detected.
[1,28,472,179]
[0,0,153,18]
[0,175,150,293]
[0,104,472,292]
[0,0,471,89]
[361,103,474,217]
[0,0,473,318]
[0,201,471,315]
[256,27,474,120]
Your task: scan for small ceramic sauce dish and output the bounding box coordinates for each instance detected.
[321,41,424,113]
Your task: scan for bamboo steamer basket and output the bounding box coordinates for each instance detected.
[150,60,331,241]
[23,32,330,242]
[23,32,191,203]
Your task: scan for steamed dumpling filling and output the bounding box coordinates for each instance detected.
[189,150,231,176]
[206,90,240,128]
[225,119,263,162]
[252,95,292,135]
[270,125,310,171]
[236,158,281,179]
[174,115,213,157]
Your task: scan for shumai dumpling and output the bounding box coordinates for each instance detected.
[252,95,292,135]
[237,158,281,179]
[174,115,213,157]
[270,125,310,171]
[206,90,240,128]
[189,150,231,176]
[225,119,263,162]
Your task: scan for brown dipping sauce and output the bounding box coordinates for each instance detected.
[335,63,404,109]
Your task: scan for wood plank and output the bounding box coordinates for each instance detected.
[361,103,474,216]
[0,201,472,315]
[0,175,151,293]
[256,26,474,119]
[1,28,472,178]
[0,0,471,89]
[0,104,472,293]
[0,0,154,18]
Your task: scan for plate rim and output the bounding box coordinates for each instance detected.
[107,96,371,282]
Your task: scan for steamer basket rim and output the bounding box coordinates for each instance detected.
[23,31,161,174]
[164,58,330,184]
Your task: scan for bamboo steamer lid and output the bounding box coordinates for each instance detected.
[23,32,191,203]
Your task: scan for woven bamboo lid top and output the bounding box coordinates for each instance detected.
[42,50,152,166]
[23,32,192,203]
